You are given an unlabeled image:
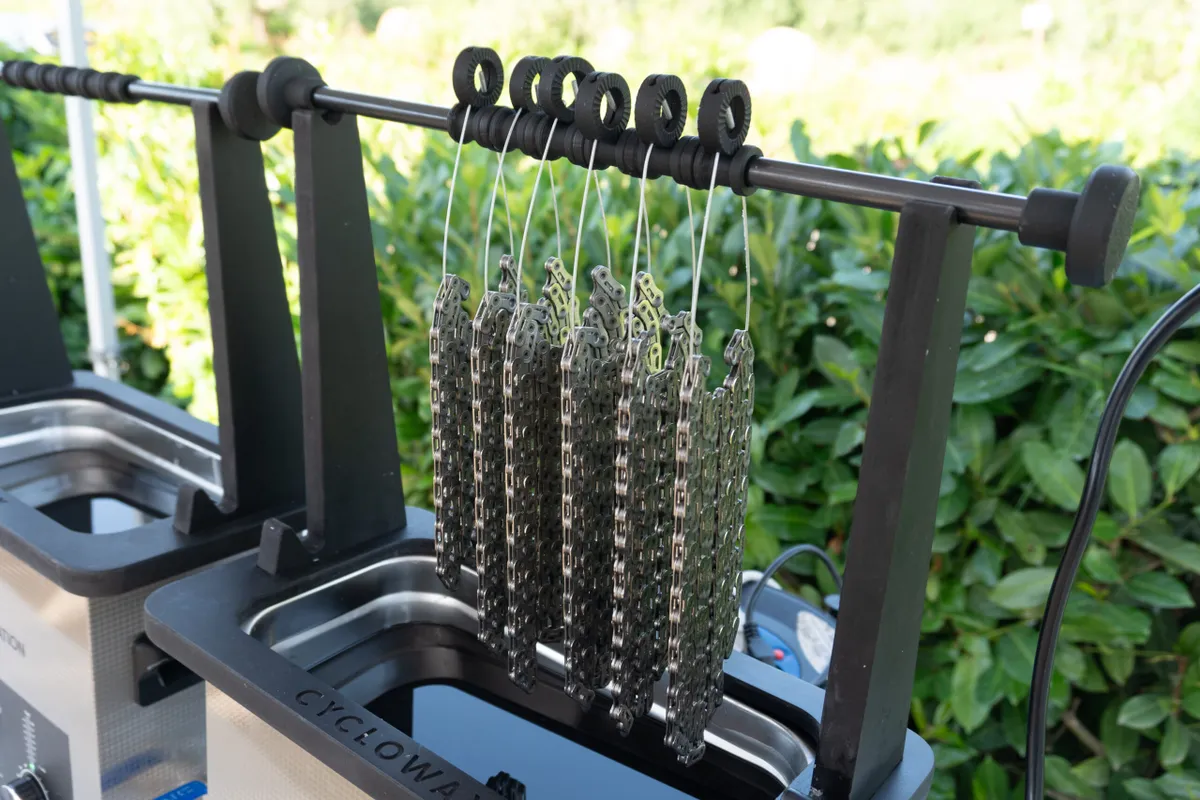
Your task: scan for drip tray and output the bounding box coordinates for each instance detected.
[0,398,222,529]
[245,554,814,800]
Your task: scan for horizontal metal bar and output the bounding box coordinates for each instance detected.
[747,158,1027,233]
[311,87,449,130]
[3,66,1038,234]
[127,81,220,106]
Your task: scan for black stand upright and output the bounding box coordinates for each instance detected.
[802,179,978,800]
[172,102,306,534]
[257,108,407,576]
[0,118,74,397]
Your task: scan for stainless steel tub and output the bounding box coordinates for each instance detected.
[242,553,814,798]
[0,398,222,522]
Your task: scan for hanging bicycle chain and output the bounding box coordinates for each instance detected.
[665,349,720,766]
[715,331,755,661]
[432,273,474,589]
[614,309,691,734]
[474,255,520,652]
[505,256,571,692]
[561,266,626,708]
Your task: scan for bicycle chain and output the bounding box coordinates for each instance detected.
[561,266,626,708]
[715,331,755,662]
[610,283,674,732]
[505,256,571,692]
[432,273,474,589]
[474,255,520,652]
[666,351,716,765]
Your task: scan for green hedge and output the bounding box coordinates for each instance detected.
[6,51,1200,800]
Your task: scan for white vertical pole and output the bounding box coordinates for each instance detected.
[57,0,119,379]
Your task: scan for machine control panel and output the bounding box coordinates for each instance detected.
[0,678,70,799]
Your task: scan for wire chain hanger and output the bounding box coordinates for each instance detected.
[435,47,762,761]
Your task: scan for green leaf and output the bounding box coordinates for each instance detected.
[1102,648,1136,685]
[953,358,1042,404]
[1021,440,1084,510]
[996,627,1037,682]
[1149,401,1192,431]
[971,757,1008,800]
[1048,388,1102,460]
[1109,439,1153,516]
[1152,371,1200,404]
[1160,716,1190,768]
[1083,546,1122,583]
[1167,341,1200,363]
[1158,770,1200,798]
[1125,385,1159,420]
[1126,572,1195,609]
[1073,756,1109,789]
[1117,694,1171,730]
[1124,778,1167,800]
[1102,700,1140,769]
[1183,687,1200,720]
[989,567,1055,610]
[1138,532,1200,574]
[752,463,814,500]
[833,420,865,456]
[932,743,977,769]
[1045,754,1099,799]
[994,506,1047,564]
[954,405,996,474]
[764,389,821,434]
[963,545,1003,587]
[1177,622,1200,659]
[1159,442,1200,497]
[813,336,870,397]
[950,648,994,732]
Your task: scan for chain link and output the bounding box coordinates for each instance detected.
[505,257,572,692]
[561,266,627,708]
[432,273,475,589]
[474,255,520,652]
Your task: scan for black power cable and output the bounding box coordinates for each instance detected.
[1026,281,1200,799]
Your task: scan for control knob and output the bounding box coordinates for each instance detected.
[1,771,49,800]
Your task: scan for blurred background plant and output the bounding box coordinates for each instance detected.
[3,0,1200,796]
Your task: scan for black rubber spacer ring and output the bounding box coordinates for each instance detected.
[509,56,548,115]
[83,71,106,100]
[219,70,281,142]
[44,66,66,94]
[729,145,762,196]
[29,64,54,93]
[635,74,687,148]
[698,78,752,156]
[537,55,595,124]
[574,72,631,143]
[452,46,504,108]
[257,57,325,130]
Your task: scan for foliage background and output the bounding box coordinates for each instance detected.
[4,1,1200,797]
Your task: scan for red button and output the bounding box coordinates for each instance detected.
[773,648,786,661]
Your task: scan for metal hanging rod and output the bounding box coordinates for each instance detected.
[0,58,1140,287]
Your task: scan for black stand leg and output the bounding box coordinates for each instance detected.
[0,118,73,396]
[173,102,306,534]
[809,190,976,800]
[257,109,406,576]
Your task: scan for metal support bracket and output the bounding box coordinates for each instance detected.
[0,117,74,396]
[809,182,977,800]
[257,108,407,576]
[173,101,306,535]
